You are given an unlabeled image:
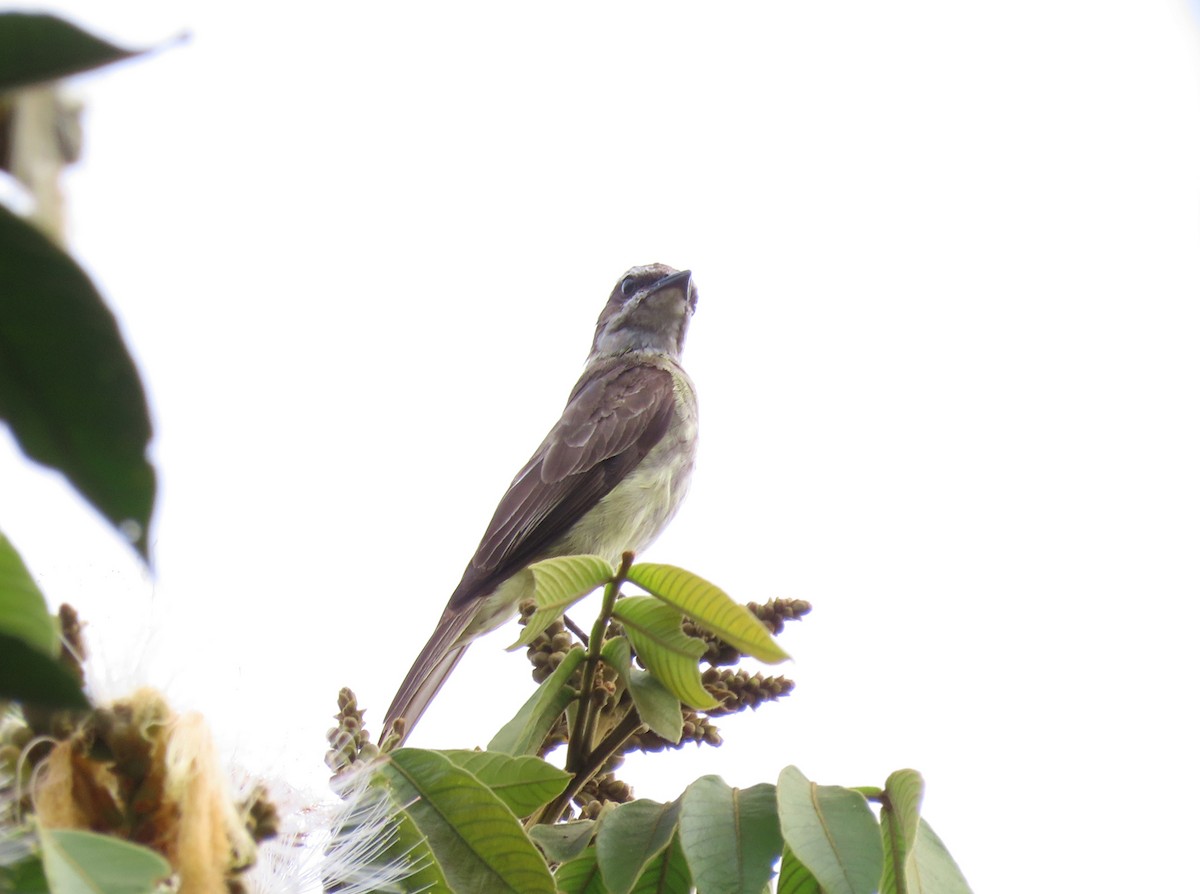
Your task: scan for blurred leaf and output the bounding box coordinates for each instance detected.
[611,597,716,709]
[489,645,584,755]
[596,798,681,894]
[438,750,570,817]
[777,767,882,894]
[38,827,170,894]
[0,633,87,707]
[556,848,606,894]
[529,819,595,864]
[777,846,822,894]
[0,856,51,894]
[880,770,924,894]
[601,636,683,742]
[379,749,556,894]
[630,832,692,894]
[626,564,789,663]
[0,206,154,559]
[679,777,781,894]
[509,555,613,649]
[0,13,141,91]
[910,820,973,894]
[0,531,58,655]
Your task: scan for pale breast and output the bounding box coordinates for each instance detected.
[560,364,698,564]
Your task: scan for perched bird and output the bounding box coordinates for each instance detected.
[380,264,699,744]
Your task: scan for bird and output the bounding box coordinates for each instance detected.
[380,263,699,744]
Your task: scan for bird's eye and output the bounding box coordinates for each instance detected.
[620,276,639,297]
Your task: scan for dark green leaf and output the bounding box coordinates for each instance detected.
[596,798,681,894]
[0,633,87,707]
[0,206,154,559]
[0,13,140,91]
[379,748,556,894]
[38,828,170,894]
[679,776,782,894]
[910,820,973,894]
[626,563,789,663]
[880,770,924,894]
[556,848,607,894]
[630,833,692,894]
[778,846,822,894]
[529,820,595,864]
[601,636,683,742]
[0,856,50,894]
[489,646,584,755]
[437,750,570,816]
[777,767,882,894]
[508,555,613,649]
[610,597,716,709]
[0,531,58,655]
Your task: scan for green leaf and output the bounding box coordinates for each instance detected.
[611,597,716,709]
[508,555,613,649]
[679,777,782,894]
[0,532,58,656]
[596,799,681,894]
[379,748,556,894]
[0,633,87,708]
[489,646,585,755]
[630,833,692,894]
[0,206,155,559]
[556,848,607,894]
[601,636,683,742]
[880,770,924,894]
[529,819,595,864]
[777,767,883,894]
[626,564,789,664]
[0,13,141,91]
[437,750,571,817]
[38,827,170,894]
[778,846,822,894]
[910,820,973,894]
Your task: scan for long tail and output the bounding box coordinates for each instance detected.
[379,605,474,746]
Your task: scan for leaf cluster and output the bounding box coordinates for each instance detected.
[327,555,973,892]
[325,740,970,894]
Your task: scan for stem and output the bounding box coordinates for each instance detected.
[537,707,644,825]
[563,551,634,775]
[562,614,590,645]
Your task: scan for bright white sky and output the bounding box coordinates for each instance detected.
[3,2,1200,891]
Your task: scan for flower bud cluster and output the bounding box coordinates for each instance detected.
[702,668,795,716]
[325,687,383,774]
[574,771,635,818]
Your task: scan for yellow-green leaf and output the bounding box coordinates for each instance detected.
[626,564,789,663]
[509,555,613,649]
[910,819,973,894]
[611,597,717,710]
[601,636,683,743]
[881,769,924,894]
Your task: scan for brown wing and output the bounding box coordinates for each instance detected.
[448,360,676,608]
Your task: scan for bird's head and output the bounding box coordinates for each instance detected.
[589,264,697,362]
